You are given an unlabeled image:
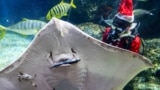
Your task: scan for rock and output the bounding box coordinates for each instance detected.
[77,22,105,40]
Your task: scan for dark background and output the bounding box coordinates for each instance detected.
[135,0,160,38]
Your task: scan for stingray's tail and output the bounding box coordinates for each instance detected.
[0,25,6,40]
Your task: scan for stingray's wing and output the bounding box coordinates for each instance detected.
[0,17,152,90]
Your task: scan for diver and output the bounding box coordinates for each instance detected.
[100,0,141,53]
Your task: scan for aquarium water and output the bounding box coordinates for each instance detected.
[0,31,33,70]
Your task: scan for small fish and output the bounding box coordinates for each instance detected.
[0,25,5,40]
[133,9,155,18]
[46,0,76,20]
[0,19,46,38]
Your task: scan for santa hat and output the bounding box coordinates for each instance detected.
[115,0,134,23]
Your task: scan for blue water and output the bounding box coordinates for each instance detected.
[0,0,55,70]
[0,0,55,26]
[0,31,33,70]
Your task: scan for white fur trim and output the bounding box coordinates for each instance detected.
[115,13,134,23]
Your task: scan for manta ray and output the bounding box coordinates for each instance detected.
[0,17,152,90]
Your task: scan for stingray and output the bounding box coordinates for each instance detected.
[0,17,152,90]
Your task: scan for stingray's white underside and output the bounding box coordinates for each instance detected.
[0,18,152,90]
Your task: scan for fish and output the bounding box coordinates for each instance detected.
[0,26,5,40]
[0,17,153,90]
[46,0,76,20]
[133,9,155,18]
[0,19,47,38]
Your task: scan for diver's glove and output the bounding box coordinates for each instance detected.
[119,30,132,38]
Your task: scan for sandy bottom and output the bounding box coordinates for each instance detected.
[0,31,33,70]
